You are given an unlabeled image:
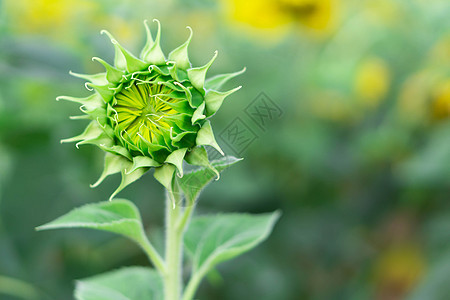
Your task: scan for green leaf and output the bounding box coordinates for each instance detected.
[184,146,211,168]
[37,199,146,242]
[0,275,40,300]
[184,211,280,277]
[75,267,163,300]
[177,156,242,204]
[184,146,219,180]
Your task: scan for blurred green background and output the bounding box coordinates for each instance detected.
[0,0,449,299]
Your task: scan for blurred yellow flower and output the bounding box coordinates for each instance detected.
[227,0,289,30]
[363,0,404,27]
[429,35,450,67]
[398,71,449,123]
[354,57,391,109]
[374,244,425,299]
[397,72,433,123]
[223,0,337,40]
[309,90,361,123]
[4,0,99,39]
[431,79,450,119]
[397,35,450,123]
[279,0,334,31]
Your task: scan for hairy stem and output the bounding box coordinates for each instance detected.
[164,189,183,300]
[139,233,166,275]
[182,259,211,300]
[177,203,195,232]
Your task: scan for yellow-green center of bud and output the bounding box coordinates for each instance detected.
[114,82,176,146]
[110,75,198,162]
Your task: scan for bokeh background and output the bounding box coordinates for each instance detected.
[1,0,449,299]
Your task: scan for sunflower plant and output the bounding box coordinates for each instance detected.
[37,20,279,300]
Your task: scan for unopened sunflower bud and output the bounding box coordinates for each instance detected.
[60,20,244,199]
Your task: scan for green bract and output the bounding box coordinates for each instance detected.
[59,20,244,199]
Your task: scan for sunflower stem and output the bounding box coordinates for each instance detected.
[177,203,195,231]
[182,263,210,300]
[138,232,166,276]
[164,188,184,300]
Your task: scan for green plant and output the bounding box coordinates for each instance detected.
[37,20,280,300]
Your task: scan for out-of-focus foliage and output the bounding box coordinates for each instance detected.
[0,0,449,299]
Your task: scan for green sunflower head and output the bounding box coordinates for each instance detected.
[59,20,244,199]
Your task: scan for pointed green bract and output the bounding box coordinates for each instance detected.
[115,43,148,73]
[192,102,206,124]
[109,168,148,201]
[99,145,132,160]
[187,51,218,93]
[168,26,193,70]
[57,94,103,109]
[154,164,176,190]
[196,121,224,155]
[91,153,130,188]
[141,20,165,65]
[101,30,128,70]
[141,20,154,58]
[93,57,125,83]
[127,156,161,174]
[61,121,104,145]
[86,82,114,102]
[165,148,188,177]
[70,71,107,86]
[205,67,246,91]
[61,21,243,197]
[205,86,242,117]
